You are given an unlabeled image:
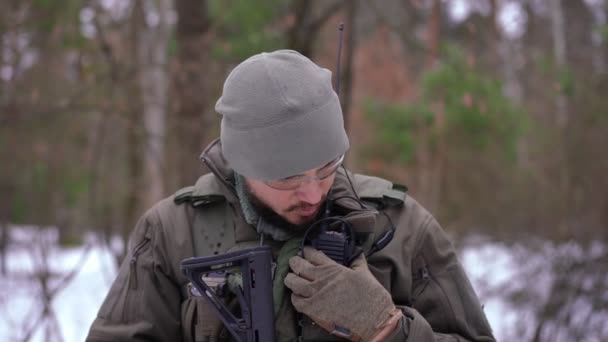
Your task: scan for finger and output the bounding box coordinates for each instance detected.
[301,246,335,266]
[290,293,311,314]
[284,273,314,298]
[288,255,316,281]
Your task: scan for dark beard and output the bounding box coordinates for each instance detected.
[244,183,326,234]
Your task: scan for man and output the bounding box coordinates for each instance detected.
[87,50,495,341]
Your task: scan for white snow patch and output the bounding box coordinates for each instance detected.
[1,226,606,341]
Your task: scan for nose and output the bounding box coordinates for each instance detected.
[295,179,324,204]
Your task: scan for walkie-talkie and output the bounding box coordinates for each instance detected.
[303,217,359,266]
[310,224,357,265]
[302,199,361,266]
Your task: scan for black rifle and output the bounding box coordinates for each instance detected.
[181,246,275,342]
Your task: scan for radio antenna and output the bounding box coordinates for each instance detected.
[335,22,344,95]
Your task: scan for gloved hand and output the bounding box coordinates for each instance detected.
[285,246,402,341]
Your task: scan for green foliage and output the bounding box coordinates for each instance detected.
[536,54,575,97]
[423,46,524,159]
[365,45,525,165]
[31,0,82,33]
[209,0,286,61]
[10,193,27,223]
[62,31,89,50]
[32,161,49,190]
[33,0,52,9]
[557,69,575,96]
[168,33,178,57]
[7,161,48,223]
[363,99,433,162]
[595,24,608,41]
[62,168,89,208]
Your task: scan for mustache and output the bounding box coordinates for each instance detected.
[285,200,323,213]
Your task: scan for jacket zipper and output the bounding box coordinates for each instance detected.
[129,238,150,290]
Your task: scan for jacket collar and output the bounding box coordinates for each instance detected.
[199,139,379,237]
[198,139,238,201]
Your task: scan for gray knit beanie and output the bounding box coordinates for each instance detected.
[216,49,350,181]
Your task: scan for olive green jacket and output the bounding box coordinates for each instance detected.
[87,139,495,342]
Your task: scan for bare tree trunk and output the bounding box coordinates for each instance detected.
[137,0,172,209]
[172,0,210,188]
[492,0,527,168]
[418,0,442,213]
[288,0,314,57]
[341,0,357,132]
[287,0,345,58]
[604,4,608,72]
[505,40,530,169]
[121,0,147,260]
[551,0,572,235]
[551,0,568,127]
[0,222,6,275]
[0,21,8,270]
[90,2,130,262]
[591,1,606,73]
[425,0,441,69]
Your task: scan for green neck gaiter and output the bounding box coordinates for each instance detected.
[234,174,296,242]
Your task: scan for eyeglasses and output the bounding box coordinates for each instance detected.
[264,155,344,190]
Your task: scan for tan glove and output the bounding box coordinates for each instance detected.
[285,246,402,341]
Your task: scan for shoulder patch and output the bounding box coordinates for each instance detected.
[173,186,225,207]
[174,186,195,205]
[382,184,407,206]
[354,174,407,209]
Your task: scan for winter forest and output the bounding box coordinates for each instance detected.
[1,0,607,341]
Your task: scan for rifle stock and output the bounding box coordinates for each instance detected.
[181,246,275,342]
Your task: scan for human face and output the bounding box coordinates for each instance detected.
[245,158,341,226]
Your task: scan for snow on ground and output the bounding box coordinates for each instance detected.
[1,226,118,342]
[459,236,521,341]
[1,226,605,341]
[459,234,608,341]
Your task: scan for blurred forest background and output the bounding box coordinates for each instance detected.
[1,0,607,341]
